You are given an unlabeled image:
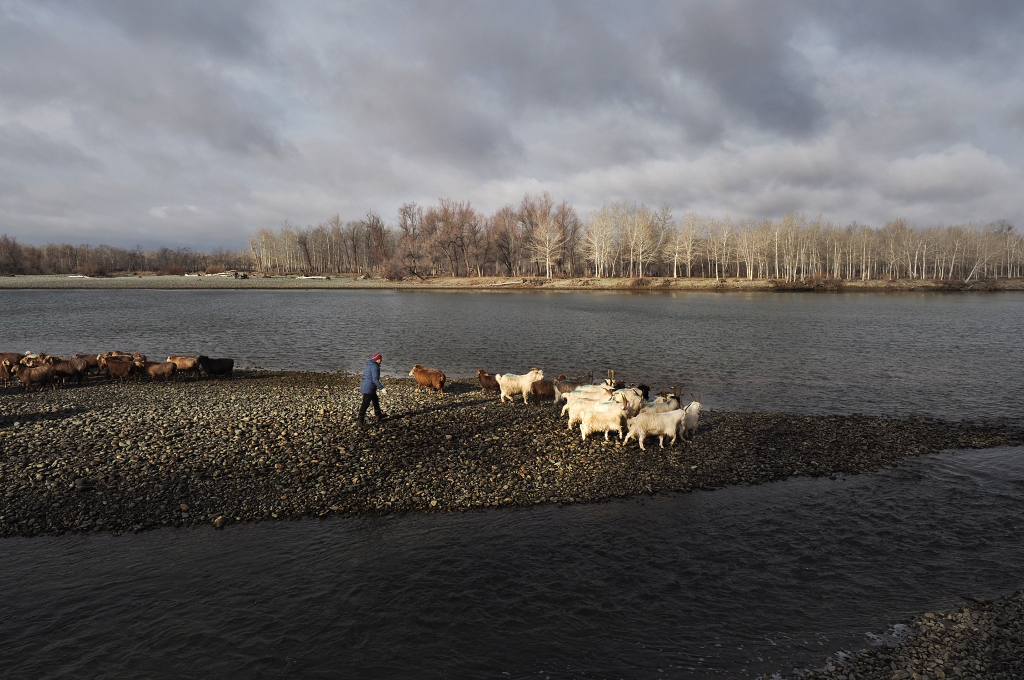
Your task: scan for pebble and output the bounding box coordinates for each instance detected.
[0,370,1019,544]
[779,591,1024,680]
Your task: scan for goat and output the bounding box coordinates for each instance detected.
[409,364,446,395]
[580,401,629,442]
[682,396,703,439]
[0,352,27,366]
[44,356,87,385]
[197,356,234,378]
[10,364,56,392]
[565,392,625,430]
[496,368,544,404]
[167,355,201,379]
[623,408,686,451]
[135,360,178,382]
[73,353,102,376]
[476,369,500,394]
[530,374,565,404]
[560,382,615,412]
[641,394,679,414]
[611,386,645,418]
[99,356,136,384]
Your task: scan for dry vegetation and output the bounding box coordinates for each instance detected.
[2,194,1022,285]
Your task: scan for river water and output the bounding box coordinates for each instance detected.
[3,289,1023,419]
[1,290,1023,678]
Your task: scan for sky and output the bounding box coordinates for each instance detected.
[1,0,1022,250]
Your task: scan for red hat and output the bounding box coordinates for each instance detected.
[372,352,382,362]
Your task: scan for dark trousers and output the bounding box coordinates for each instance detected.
[358,392,383,422]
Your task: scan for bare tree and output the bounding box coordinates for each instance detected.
[584,205,618,277]
[491,204,528,276]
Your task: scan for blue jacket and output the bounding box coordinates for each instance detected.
[360,359,384,394]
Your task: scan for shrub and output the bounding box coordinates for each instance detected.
[75,260,108,277]
[160,264,186,276]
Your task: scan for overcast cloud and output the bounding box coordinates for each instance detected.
[1,0,1022,249]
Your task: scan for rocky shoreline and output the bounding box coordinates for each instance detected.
[0,370,1020,537]
[788,591,1024,680]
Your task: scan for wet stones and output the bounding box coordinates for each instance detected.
[788,591,1024,680]
[0,371,1020,539]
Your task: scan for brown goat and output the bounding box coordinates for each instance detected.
[167,355,201,379]
[530,374,568,404]
[409,364,446,395]
[45,356,87,385]
[0,359,13,388]
[476,369,500,394]
[99,356,136,384]
[0,352,27,365]
[19,353,49,367]
[11,364,56,391]
[135,360,177,382]
[73,354,102,375]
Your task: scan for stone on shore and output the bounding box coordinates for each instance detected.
[0,371,1020,538]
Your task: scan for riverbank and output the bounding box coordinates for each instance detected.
[0,371,1020,537]
[1,273,1022,292]
[792,591,1024,680]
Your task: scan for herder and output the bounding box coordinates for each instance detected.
[357,352,387,426]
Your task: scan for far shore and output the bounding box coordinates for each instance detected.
[1,273,1022,292]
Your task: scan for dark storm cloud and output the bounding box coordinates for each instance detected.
[343,59,522,170]
[0,2,284,156]
[821,1,1024,57]
[79,0,271,61]
[659,2,824,136]
[0,1,1022,248]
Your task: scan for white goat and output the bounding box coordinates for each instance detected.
[566,393,626,430]
[682,396,702,439]
[560,384,613,415]
[642,395,679,414]
[623,408,686,450]
[496,368,544,404]
[555,378,614,404]
[612,386,645,417]
[580,402,628,441]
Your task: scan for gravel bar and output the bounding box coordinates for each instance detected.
[785,591,1024,680]
[1,371,1020,537]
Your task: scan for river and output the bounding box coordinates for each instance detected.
[1,290,1022,678]
[4,289,1023,419]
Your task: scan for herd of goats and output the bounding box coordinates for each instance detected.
[409,364,702,451]
[1,352,700,451]
[0,351,234,391]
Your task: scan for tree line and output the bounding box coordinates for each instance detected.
[2,194,1022,281]
[0,235,251,277]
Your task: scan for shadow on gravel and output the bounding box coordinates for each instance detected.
[435,382,484,396]
[0,406,91,427]
[393,396,493,420]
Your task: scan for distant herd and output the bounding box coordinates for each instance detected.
[0,351,234,391]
